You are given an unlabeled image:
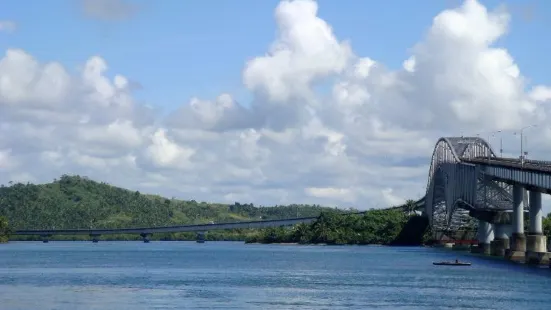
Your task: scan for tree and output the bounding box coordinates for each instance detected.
[0,216,10,243]
[405,199,417,216]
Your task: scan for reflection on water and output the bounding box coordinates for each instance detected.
[1,241,551,309]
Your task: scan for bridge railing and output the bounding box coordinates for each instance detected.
[464,157,551,173]
[470,156,551,165]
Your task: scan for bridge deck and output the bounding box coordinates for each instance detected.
[13,209,419,237]
[464,157,551,173]
[14,217,318,236]
[462,157,551,193]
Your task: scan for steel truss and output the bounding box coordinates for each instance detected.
[424,137,520,231]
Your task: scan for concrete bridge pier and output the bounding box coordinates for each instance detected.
[475,220,494,255]
[491,223,510,257]
[196,231,206,243]
[506,185,526,261]
[140,233,151,243]
[526,190,548,264]
[90,234,101,243]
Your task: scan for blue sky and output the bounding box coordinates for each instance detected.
[1,0,549,114]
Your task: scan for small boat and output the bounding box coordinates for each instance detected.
[433,261,471,266]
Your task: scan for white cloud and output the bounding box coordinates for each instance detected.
[243,0,353,103]
[529,86,551,102]
[1,0,550,211]
[145,129,195,170]
[0,149,17,170]
[305,187,355,203]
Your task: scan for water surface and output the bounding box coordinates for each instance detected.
[1,241,550,309]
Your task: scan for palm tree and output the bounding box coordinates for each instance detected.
[405,199,417,216]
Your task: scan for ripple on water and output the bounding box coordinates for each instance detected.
[1,242,551,310]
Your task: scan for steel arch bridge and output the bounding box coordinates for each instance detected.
[403,136,517,231]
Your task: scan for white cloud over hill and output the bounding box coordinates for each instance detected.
[1,0,550,209]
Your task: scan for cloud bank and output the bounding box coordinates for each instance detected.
[1,0,550,209]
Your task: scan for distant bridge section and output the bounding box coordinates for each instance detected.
[14,217,318,239]
[13,206,418,243]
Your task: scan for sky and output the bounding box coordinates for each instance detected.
[1,0,551,213]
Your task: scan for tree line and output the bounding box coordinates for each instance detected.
[244,209,417,245]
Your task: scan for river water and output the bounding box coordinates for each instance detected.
[1,241,551,309]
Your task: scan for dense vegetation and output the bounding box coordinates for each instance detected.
[0,216,9,243]
[0,175,350,241]
[244,209,427,245]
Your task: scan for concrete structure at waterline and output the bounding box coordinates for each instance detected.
[470,185,549,265]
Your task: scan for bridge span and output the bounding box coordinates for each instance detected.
[14,217,321,243]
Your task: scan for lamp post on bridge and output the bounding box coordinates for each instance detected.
[514,125,537,167]
[486,130,501,163]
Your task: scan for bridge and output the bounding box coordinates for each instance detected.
[15,210,392,243]
[15,216,321,243]
[13,204,423,243]
[13,136,551,265]
[421,136,551,265]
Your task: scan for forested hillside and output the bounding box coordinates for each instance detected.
[0,175,347,233]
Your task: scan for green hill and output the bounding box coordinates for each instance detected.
[0,174,349,241]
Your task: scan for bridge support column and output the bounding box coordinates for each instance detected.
[526,190,548,265]
[196,231,206,243]
[490,224,510,257]
[140,233,151,243]
[506,185,526,261]
[90,234,101,243]
[475,220,494,255]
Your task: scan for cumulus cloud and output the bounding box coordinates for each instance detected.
[243,0,353,103]
[1,0,550,211]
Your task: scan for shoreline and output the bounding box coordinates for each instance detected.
[4,239,417,247]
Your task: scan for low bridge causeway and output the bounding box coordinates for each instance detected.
[14,217,320,243]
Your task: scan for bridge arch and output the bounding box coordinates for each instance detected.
[425,137,497,230]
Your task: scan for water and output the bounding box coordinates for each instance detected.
[1,242,551,310]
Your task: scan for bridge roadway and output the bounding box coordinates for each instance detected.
[462,156,551,194]
[464,157,551,173]
[14,216,320,237]
[13,203,424,240]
